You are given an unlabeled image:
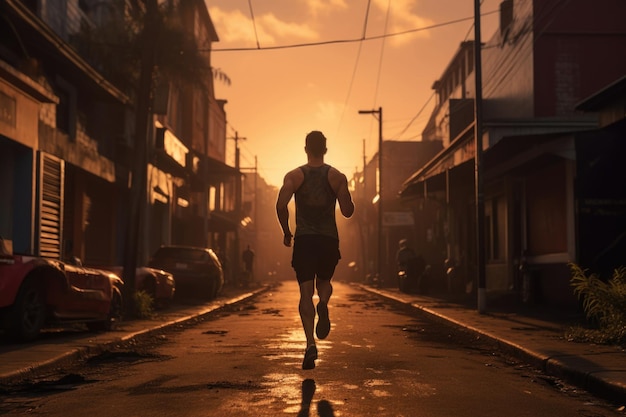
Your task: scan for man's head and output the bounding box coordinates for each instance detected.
[305,131,327,158]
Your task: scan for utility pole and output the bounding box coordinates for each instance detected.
[233,131,244,211]
[122,0,158,314]
[474,0,487,313]
[228,131,245,287]
[361,138,368,280]
[358,107,383,285]
[239,157,258,284]
[254,155,258,230]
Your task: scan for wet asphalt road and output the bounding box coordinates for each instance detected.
[0,281,619,416]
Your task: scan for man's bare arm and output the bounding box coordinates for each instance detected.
[330,170,355,218]
[276,170,300,247]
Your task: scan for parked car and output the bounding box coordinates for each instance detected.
[0,239,124,342]
[104,266,175,307]
[148,245,224,300]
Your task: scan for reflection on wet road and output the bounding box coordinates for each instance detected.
[0,281,618,417]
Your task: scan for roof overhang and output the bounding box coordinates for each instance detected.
[400,117,597,199]
[401,122,476,198]
[0,60,58,103]
[576,75,626,111]
[206,157,240,179]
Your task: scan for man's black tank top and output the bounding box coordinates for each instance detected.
[294,164,338,239]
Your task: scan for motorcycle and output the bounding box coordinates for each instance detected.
[397,264,431,294]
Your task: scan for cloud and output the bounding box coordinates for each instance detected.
[307,0,348,16]
[209,7,319,46]
[208,8,256,44]
[259,13,319,42]
[372,0,434,46]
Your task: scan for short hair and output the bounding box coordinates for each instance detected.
[305,131,327,157]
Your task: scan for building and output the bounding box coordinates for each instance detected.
[342,140,442,285]
[400,0,626,308]
[145,0,240,269]
[0,0,242,277]
[574,76,626,280]
[1,0,130,264]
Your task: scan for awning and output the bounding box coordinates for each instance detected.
[575,75,626,129]
[575,75,626,111]
[205,157,241,179]
[400,123,475,198]
[400,129,577,199]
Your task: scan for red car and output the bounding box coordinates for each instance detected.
[0,241,124,342]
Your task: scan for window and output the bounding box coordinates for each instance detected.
[55,77,77,139]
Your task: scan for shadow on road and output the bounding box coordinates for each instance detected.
[298,378,335,417]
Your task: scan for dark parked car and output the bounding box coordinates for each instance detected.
[104,266,175,308]
[148,245,223,300]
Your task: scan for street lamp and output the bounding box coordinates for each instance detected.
[358,107,383,284]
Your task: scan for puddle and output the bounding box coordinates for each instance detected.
[202,329,229,335]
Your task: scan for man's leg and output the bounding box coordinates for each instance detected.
[294,237,318,369]
[315,278,333,339]
[299,280,316,347]
[299,280,318,369]
[316,279,333,304]
[315,237,339,340]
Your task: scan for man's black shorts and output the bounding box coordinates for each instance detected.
[292,235,341,284]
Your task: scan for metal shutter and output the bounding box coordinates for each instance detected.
[37,152,64,259]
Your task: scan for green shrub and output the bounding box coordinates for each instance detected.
[568,263,626,346]
[133,290,155,319]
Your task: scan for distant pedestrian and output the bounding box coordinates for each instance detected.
[276,130,354,370]
[242,245,255,275]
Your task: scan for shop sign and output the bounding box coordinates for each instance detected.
[157,128,188,167]
[383,211,414,226]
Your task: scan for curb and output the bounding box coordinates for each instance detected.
[0,286,269,383]
[358,284,626,405]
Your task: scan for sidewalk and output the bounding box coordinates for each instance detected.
[0,285,269,383]
[358,284,626,405]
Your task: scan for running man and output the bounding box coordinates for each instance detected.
[276,130,354,370]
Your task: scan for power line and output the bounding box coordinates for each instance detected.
[361,0,372,39]
[247,0,261,49]
[390,0,556,142]
[334,0,372,139]
[393,91,435,139]
[480,0,573,98]
[224,121,277,183]
[210,11,499,53]
[217,7,506,180]
[372,0,392,108]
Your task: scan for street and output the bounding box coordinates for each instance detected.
[0,281,619,416]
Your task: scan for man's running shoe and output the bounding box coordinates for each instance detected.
[302,344,318,370]
[316,302,331,339]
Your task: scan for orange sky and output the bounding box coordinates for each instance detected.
[208,0,501,187]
